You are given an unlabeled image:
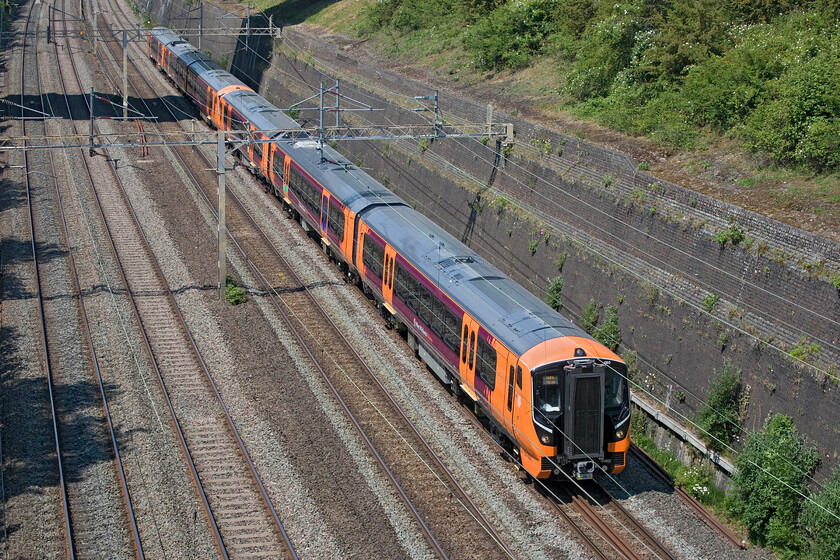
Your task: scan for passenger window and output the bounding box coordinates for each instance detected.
[516,365,522,389]
[468,332,475,368]
[507,366,515,411]
[476,338,496,390]
[461,325,468,363]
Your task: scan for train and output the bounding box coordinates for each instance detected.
[147,27,630,481]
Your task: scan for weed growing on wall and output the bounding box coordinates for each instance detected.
[697,361,741,452]
[545,277,563,311]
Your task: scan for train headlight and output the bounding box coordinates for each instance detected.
[615,429,626,440]
[540,434,551,445]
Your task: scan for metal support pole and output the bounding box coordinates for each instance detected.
[217,130,227,300]
[46,5,51,44]
[335,80,340,128]
[486,104,493,135]
[318,82,324,161]
[198,2,202,51]
[433,90,440,138]
[122,30,128,119]
[89,88,95,156]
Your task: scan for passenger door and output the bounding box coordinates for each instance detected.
[282,156,291,201]
[502,351,516,436]
[459,315,479,401]
[320,193,329,234]
[381,245,396,307]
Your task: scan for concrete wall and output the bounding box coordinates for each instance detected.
[147,9,840,475]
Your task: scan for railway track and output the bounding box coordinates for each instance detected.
[49,2,297,557]
[88,8,520,556]
[19,1,142,556]
[629,445,745,550]
[560,481,679,560]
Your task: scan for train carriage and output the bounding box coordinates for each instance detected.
[148,27,631,481]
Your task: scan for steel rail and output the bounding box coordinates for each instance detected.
[108,19,461,558]
[29,1,148,555]
[18,1,74,556]
[630,445,745,550]
[69,7,296,557]
[55,3,229,557]
[127,32,517,557]
[98,15,439,557]
[92,12,297,558]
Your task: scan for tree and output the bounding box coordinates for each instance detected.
[729,415,820,554]
[801,465,840,560]
[696,361,740,451]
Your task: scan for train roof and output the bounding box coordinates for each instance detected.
[150,28,248,93]
[273,138,587,354]
[277,140,404,214]
[225,89,301,136]
[361,204,588,356]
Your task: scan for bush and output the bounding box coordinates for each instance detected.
[545,277,564,311]
[225,275,247,305]
[696,361,741,452]
[739,35,840,171]
[580,299,599,334]
[594,305,621,351]
[801,465,840,560]
[464,0,557,70]
[729,414,819,554]
[565,7,643,100]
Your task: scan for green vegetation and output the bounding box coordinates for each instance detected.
[715,221,747,247]
[729,414,820,556]
[489,194,510,213]
[801,465,840,560]
[696,361,741,452]
[353,0,840,172]
[577,300,621,350]
[631,414,725,506]
[580,299,599,334]
[789,337,821,361]
[225,275,247,305]
[702,292,720,313]
[545,277,563,310]
[528,239,539,254]
[832,274,840,291]
[554,251,567,270]
[594,305,621,351]
[637,406,838,555]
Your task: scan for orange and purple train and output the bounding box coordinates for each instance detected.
[148,27,630,481]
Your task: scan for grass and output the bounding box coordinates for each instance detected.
[631,415,726,509]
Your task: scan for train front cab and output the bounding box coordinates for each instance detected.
[520,338,631,481]
[351,224,630,483]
